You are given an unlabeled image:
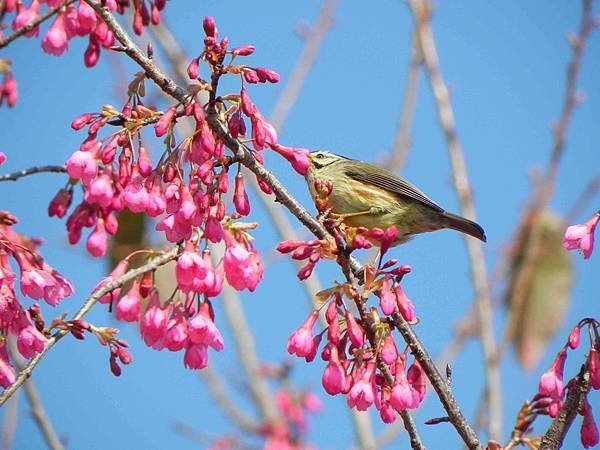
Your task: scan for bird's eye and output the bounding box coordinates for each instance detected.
[316,153,325,159]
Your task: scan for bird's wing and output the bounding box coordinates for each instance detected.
[345,162,444,212]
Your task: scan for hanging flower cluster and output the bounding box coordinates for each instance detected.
[4,0,166,63]
[280,227,426,425]
[51,16,311,370]
[0,211,73,386]
[534,318,599,448]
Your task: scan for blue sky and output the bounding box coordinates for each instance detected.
[0,1,598,449]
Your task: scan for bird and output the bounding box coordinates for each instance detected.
[305,150,486,245]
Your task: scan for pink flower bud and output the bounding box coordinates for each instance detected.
[231,45,255,56]
[155,106,176,137]
[322,347,347,395]
[233,173,250,216]
[202,16,217,38]
[253,67,280,83]
[48,188,72,218]
[240,87,255,116]
[568,325,580,350]
[381,335,398,365]
[71,112,94,130]
[86,219,108,257]
[137,146,153,177]
[581,400,599,449]
[345,311,365,348]
[379,278,396,315]
[270,144,309,175]
[243,69,260,84]
[187,58,199,79]
[42,12,69,56]
[287,311,318,358]
[394,284,415,322]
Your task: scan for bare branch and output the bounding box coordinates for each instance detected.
[199,367,259,434]
[409,0,501,440]
[8,341,65,450]
[0,0,76,50]
[382,32,422,174]
[503,0,595,347]
[1,389,18,450]
[0,165,66,182]
[0,245,181,406]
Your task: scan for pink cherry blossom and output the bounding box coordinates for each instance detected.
[188,309,224,351]
[140,292,168,348]
[12,0,40,37]
[85,174,114,207]
[66,150,98,185]
[322,347,346,395]
[42,12,70,56]
[86,218,108,257]
[286,311,318,358]
[270,143,310,176]
[223,233,263,292]
[563,212,600,259]
[347,364,376,411]
[116,281,142,322]
[184,343,208,369]
[17,325,46,359]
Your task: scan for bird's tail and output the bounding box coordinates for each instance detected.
[442,211,487,242]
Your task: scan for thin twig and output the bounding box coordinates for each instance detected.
[0,0,76,50]
[199,367,259,434]
[269,0,336,133]
[409,0,501,440]
[8,341,65,450]
[0,165,66,182]
[147,20,190,85]
[0,245,181,406]
[539,368,591,450]
[80,4,479,447]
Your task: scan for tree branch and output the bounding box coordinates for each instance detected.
[0,0,76,50]
[77,5,478,447]
[539,368,591,450]
[0,165,66,182]
[409,0,501,440]
[0,245,181,406]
